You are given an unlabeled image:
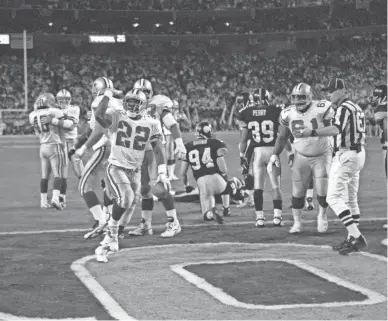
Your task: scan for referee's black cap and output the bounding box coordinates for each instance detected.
[322,78,346,93]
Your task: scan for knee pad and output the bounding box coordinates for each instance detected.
[152,182,169,199]
[141,184,152,199]
[245,175,254,190]
[142,198,154,211]
[292,196,305,209]
[317,195,328,208]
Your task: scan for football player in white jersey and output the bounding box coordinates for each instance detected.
[55,89,82,208]
[128,81,185,238]
[29,93,75,210]
[268,83,334,234]
[94,88,169,262]
[72,77,123,239]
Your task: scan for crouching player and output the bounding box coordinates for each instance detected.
[238,88,284,227]
[181,121,231,224]
[29,93,75,210]
[94,88,169,262]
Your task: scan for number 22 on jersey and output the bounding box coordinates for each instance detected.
[115,120,150,151]
[188,147,214,170]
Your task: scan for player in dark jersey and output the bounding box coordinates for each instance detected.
[235,92,255,208]
[371,84,387,177]
[237,88,284,227]
[181,121,231,224]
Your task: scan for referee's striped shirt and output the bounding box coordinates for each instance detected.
[332,99,366,151]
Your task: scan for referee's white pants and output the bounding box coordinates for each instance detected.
[327,149,365,216]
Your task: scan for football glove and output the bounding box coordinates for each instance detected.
[155,165,171,191]
[267,155,280,173]
[75,145,87,158]
[174,138,187,160]
[240,156,249,175]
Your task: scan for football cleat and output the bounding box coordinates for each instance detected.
[255,218,265,228]
[212,208,224,224]
[95,246,109,263]
[161,220,181,238]
[203,210,214,221]
[305,197,315,210]
[51,198,64,211]
[332,236,348,251]
[168,174,179,181]
[40,201,52,209]
[273,216,284,227]
[289,222,302,234]
[223,207,231,217]
[128,220,153,236]
[317,214,328,233]
[84,221,108,240]
[338,235,367,255]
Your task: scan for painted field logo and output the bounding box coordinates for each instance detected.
[171,258,384,310]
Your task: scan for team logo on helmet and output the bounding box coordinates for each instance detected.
[133,79,153,100]
[196,121,213,139]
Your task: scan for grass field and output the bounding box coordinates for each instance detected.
[0,132,386,320]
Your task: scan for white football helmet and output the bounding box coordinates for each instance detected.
[133,79,153,100]
[147,94,173,118]
[124,89,147,119]
[34,93,57,110]
[291,83,312,111]
[56,89,71,109]
[92,77,114,98]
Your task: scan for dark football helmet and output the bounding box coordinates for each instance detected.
[371,84,387,107]
[252,88,270,106]
[196,121,214,139]
[235,92,252,112]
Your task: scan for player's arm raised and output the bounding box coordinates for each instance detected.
[94,91,113,129]
[160,110,186,159]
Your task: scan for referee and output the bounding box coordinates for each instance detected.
[319,78,367,255]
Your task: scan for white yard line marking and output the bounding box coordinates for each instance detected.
[71,256,135,321]
[0,311,96,320]
[72,242,387,320]
[0,217,386,235]
[171,258,386,310]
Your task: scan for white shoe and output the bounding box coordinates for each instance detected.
[273,216,284,227]
[289,223,302,234]
[382,239,387,246]
[317,214,328,233]
[168,174,179,181]
[384,224,387,229]
[95,246,109,263]
[161,221,181,238]
[100,233,119,253]
[51,198,63,211]
[40,201,51,209]
[255,218,265,228]
[128,221,153,236]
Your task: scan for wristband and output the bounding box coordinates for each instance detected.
[175,137,184,146]
[78,145,87,155]
[158,164,167,174]
[52,118,59,126]
[104,90,113,99]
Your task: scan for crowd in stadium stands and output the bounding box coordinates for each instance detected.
[0,38,385,135]
[6,0,333,10]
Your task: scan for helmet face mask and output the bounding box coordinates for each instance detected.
[56,89,71,109]
[124,89,147,119]
[291,83,312,111]
[253,88,270,107]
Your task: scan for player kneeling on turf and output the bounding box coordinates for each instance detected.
[181,121,232,224]
[93,88,169,262]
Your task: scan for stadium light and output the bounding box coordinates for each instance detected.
[169,21,174,25]
[225,22,230,26]
[133,23,139,28]
[48,22,53,27]
[155,23,160,28]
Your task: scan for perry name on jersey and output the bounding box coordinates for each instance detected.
[281,100,334,157]
[90,96,123,150]
[185,138,227,181]
[237,104,281,147]
[63,105,80,141]
[29,108,66,145]
[107,108,163,170]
